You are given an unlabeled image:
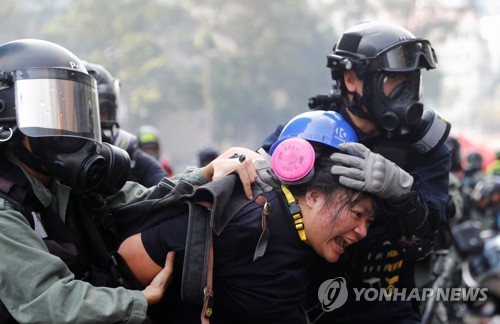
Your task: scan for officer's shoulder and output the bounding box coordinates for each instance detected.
[0,198,32,225]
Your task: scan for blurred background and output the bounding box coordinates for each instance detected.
[2,0,499,170]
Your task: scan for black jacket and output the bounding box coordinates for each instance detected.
[128,148,167,187]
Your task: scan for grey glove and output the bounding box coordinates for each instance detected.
[254,159,281,192]
[330,142,414,200]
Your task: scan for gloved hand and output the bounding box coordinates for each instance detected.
[330,142,414,200]
[254,159,281,192]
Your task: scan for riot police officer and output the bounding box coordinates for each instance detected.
[83,61,168,187]
[264,21,451,323]
[0,38,258,323]
[315,21,451,323]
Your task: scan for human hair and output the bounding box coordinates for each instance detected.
[286,142,376,223]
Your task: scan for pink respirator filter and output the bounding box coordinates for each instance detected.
[271,137,315,183]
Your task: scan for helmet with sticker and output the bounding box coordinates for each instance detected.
[269,110,357,184]
[270,110,358,155]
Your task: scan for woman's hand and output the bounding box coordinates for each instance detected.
[202,147,261,200]
[204,157,258,200]
[141,251,175,305]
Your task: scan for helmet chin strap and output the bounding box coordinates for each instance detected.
[344,92,373,121]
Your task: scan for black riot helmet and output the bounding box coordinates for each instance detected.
[326,22,449,153]
[83,61,139,159]
[0,39,130,195]
[82,60,121,143]
[328,22,437,79]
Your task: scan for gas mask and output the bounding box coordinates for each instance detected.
[28,136,130,195]
[327,31,449,153]
[362,70,450,153]
[10,66,131,195]
[364,70,423,136]
[99,97,119,144]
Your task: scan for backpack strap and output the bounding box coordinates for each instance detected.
[0,175,14,194]
[0,162,36,228]
[181,201,213,313]
[201,232,214,323]
[180,174,268,317]
[74,194,143,290]
[0,189,33,227]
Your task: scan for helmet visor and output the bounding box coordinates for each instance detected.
[373,40,437,72]
[14,68,101,142]
[96,78,120,100]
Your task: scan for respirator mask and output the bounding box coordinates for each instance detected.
[358,39,449,153]
[366,70,423,135]
[99,97,119,144]
[364,70,450,153]
[28,137,130,195]
[13,67,131,195]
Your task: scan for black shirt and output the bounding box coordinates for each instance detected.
[142,190,314,323]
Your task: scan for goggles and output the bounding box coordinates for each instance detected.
[13,68,101,142]
[371,39,437,72]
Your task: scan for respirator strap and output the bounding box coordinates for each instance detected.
[281,185,308,243]
[345,93,373,121]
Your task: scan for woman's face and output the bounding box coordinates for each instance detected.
[302,189,375,263]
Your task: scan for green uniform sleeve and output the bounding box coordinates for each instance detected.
[170,165,208,186]
[106,165,209,209]
[0,199,148,324]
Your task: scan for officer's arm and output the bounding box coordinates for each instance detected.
[389,144,451,259]
[383,189,436,260]
[331,142,450,260]
[0,205,148,323]
[172,147,260,200]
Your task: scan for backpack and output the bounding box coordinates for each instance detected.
[77,174,268,323]
[111,175,268,306]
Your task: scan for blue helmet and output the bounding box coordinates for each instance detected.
[270,110,358,155]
